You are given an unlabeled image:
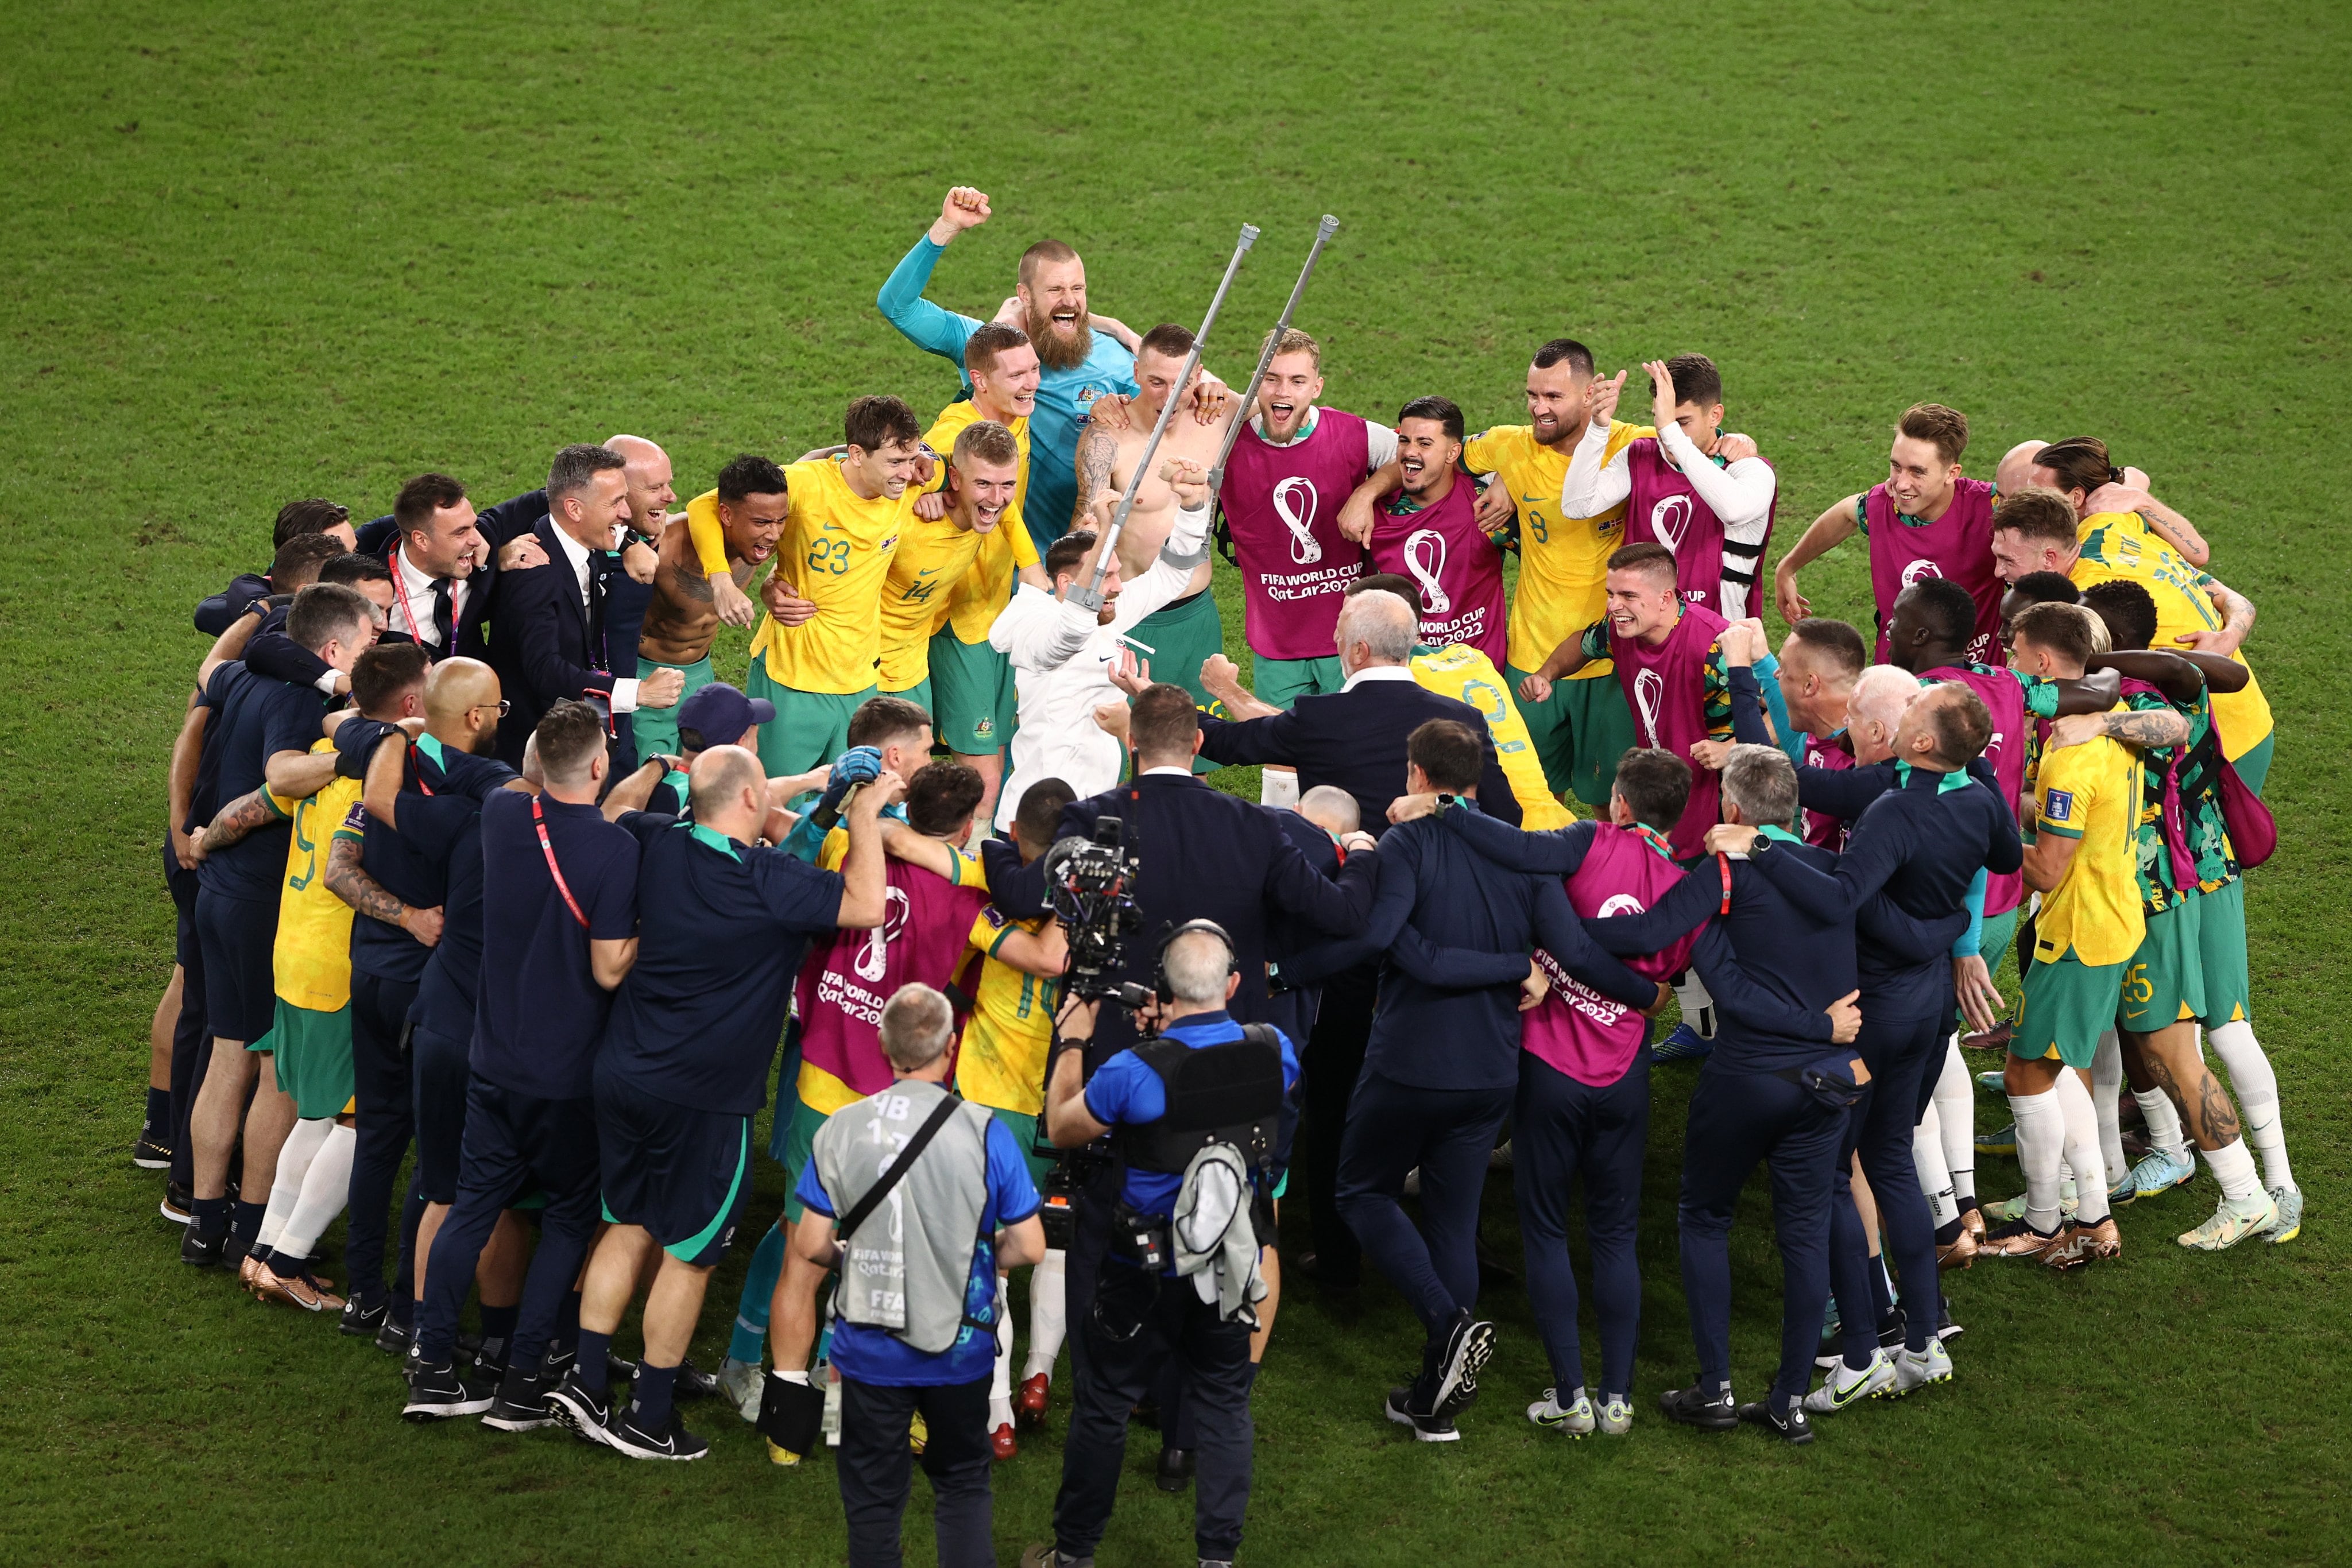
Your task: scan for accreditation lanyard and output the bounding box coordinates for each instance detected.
[532,795,589,928]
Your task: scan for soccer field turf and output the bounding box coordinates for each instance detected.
[5,2,2347,1562]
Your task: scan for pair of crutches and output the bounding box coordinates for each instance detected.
[1067,214,1343,611]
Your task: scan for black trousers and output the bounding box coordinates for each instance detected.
[346,970,419,1308]
[837,1376,995,1568]
[1054,1265,1254,1563]
[1298,961,1378,1277]
[165,849,208,1190]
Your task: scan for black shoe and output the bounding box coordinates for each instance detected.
[1428,1311,1496,1419]
[469,1335,509,1383]
[220,1229,253,1270]
[375,1317,415,1357]
[546,1366,616,1448]
[402,1357,496,1422]
[132,1132,171,1171]
[1383,1383,1459,1443]
[340,1295,388,1338]
[1658,1380,1738,1431]
[1737,1395,1816,1445]
[1937,1302,1963,1342]
[607,1409,709,1461]
[180,1224,225,1268]
[1875,1310,1906,1353]
[159,1183,193,1224]
[1155,1446,1195,1492]
[606,1351,639,1381]
[675,1357,721,1402]
[482,1364,556,1433]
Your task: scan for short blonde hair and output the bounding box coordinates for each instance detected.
[1261,327,1321,372]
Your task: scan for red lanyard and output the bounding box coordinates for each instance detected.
[532,795,589,928]
[1716,851,1734,916]
[391,544,428,645]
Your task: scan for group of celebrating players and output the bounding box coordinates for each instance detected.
[137,181,2301,1547]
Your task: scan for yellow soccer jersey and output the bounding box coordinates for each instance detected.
[928,402,1040,645]
[955,907,1057,1116]
[1464,419,1652,677]
[749,459,923,694]
[2030,723,2145,967]
[687,489,730,580]
[879,513,988,691]
[272,740,364,1012]
[1411,641,1576,830]
[818,826,988,885]
[2071,510,2272,759]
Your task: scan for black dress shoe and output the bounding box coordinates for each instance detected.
[1155,1447,1195,1492]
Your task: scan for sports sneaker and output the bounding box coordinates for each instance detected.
[1974,1071,2009,1095]
[1959,1205,1986,1243]
[180,1224,225,1268]
[1975,1122,2017,1157]
[252,1263,343,1313]
[715,1354,763,1423]
[1736,1396,1815,1445]
[1937,1302,1963,1342]
[482,1364,556,1433]
[1651,1023,1713,1064]
[1962,1023,2011,1052]
[2073,1215,2122,1261]
[1595,1395,1634,1437]
[766,1439,803,1467]
[1384,1383,1460,1443]
[131,1132,171,1171]
[2131,1146,2195,1199]
[674,1358,720,1402]
[546,1366,617,1447]
[1658,1380,1738,1431]
[1983,1182,2078,1227]
[910,1410,928,1455]
[1428,1312,1497,1419]
[2107,1169,2139,1208]
[2262,1185,2304,1244]
[1526,1388,1595,1437]
[401,1358,496,1421]
[1815,1294,1844,1368]
[339,1296,388,1338]
[1980,1217,2072,1263]
[1017,1371,1052,1430]
[1936,1229,1979,1271]
[1887,1340,1953,1396]
[607,1410,709,1461]
[991,1421,1018,1462]
[1802,1352,1893,1414]
[159,1183,193,1225]
[375,1317,414,1357]
[2178,1191,2278,1252]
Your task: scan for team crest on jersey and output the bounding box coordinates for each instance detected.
[2045,789,2075,823]
[1901,558,1944,588]
[1650,494,1692,553]
[974,717,994,739]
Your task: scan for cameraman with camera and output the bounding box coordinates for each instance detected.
[1022,923,1292,1568]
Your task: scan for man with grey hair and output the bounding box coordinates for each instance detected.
[1198,586,1523,835]
[791,982,1043,1568]
[485,442,686,768]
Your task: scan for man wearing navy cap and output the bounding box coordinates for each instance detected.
[620,681,775,817]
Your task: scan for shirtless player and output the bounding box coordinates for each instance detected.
[633,455,790,761]
[1071,323,1231,706]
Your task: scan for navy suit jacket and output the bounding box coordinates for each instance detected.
[354,488,552,663]
[483,517,624,768]
[1196,675,1522,836]
[984,772,1380,1064]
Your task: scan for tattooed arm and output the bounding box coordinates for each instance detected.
[2043,706,2191,753]
[1070,422,1120,533]
[199,788,283,854]
[324,835,443,946]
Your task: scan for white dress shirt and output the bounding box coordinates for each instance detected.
[389,543,471,651]
[1339,663,1415,694]
[987,499,1214,830]
[550,522,640,711]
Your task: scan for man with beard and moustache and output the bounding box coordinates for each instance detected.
[876,421,1028,725]
[1071,323,1234,713]
[636,454,788,764]
[1773,404,2006,664]
[877,186,1144,557]
[1339,396,1507,670]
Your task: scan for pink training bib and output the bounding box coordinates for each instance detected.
[1366,478,1507,668]
[1609,601,1730,859]
[1920,662,2028,916]
[1867,478,2001,665]
[1221,411,1372,661]
[1522,824,1696,1086]
[1623,438,1776,616]
[1801,731,1856,851]
[795,860,991,1103]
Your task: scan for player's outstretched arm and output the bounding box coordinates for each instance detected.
[876,188,989,360]
[1773,495,1863,624]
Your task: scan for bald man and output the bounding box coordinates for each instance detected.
[1995,439,2206,566]
[327,654,524,1343]
[594,435,679,770]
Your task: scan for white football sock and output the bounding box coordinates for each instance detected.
[991,1275,1014,1401]
[1912,1105,1959,1228]
[257,1116,332,1253]
[2009,1089,2066,1233]
[272,1120,355,1260]
[1023,1249,1067,1381]
[2054,1071,2110,1224]
[2207,1021,2294,1190]
[2134,1089,2189,1161]
[1259,768,1301,810]
[1933,1037,1975,1203]
[2090,1032,2127,1188]
[2200,1137,2261,1203]
[1673,973,1718,1040]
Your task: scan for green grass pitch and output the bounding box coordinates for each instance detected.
[3,2,2347,1563]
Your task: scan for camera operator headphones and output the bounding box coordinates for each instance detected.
[1153,918,1240,1005]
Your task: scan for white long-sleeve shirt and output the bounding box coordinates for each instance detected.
[987,499,1213,829]
[1560,417,1778,620]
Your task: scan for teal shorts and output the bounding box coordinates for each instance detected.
[1508,668,1635,808]
[2119,899,2205,1035]
[2194,878,2252,1025]
[776,1094,831,1224]
[1248,651,1347,711]
[881,676,934,730]
[268,999,355,1120]
[1979,904,2022,981]
[1132,589,1225,706]
[930,631,1017,757]
[631,654,716,762]
[2230,730,2273,797]
[745,663,877,779]
[2013,948,2127,1070]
